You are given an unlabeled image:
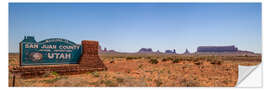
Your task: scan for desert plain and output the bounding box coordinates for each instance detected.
[8,53,261,87]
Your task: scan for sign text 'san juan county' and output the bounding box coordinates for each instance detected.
[20,36,82,65]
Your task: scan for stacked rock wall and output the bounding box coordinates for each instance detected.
[79,40,107,68]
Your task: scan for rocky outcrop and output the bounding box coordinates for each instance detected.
[138,48,153,53]
[197,45,238,52]
[165,49,176,54]
[184,48,190,54]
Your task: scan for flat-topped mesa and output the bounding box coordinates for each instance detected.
[165,49,176,54]
[197,45,238,52]
[138,48,153,53]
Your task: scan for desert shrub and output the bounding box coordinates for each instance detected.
[147,78,153,81]
[116,77,124,83]
[126,70,131,73]
[100,80,117,87]
[145,70,153,74]
[24,80,38,85]
[216,60,222,65]
[193,57,199,62]
[43,76,68,83]
[161,58,166,62]
[137,56,142,59]
[110,60,114,63]
[210,60,222,65]
[116,56,124,58]
[145,56,152,59]
[42,71,50,77]
[126,57,134,60]
[206,58,212,62]
[155,79,163,87]
[91,71,100,77]
[89,81,99,86]
[172,58,180,63]
[51,71,59,76]
[186,57,193,61]
[167,57,173,60]
[180,79,200,87]
[159,69,164,73]
[162,58,169,62]
[138,64,143,69]
[194,62,202,65]
[126,56,142,60]
[182,66,187,70]
[222,80,230,84]
[167,70,171,74]
[149,59,159,64]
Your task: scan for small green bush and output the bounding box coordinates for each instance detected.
[194,62,202,65]
[162,58,169,62]
[91,71,100,77]
[138,64,143,69]
[167,57,173,60]
[145,56,152,59]
[180,79,200,87]
[51,71,59,76]
[149,59,159,64]
[155,79,163,86]
[116,77,124,83]
[110,60,114,63]
[43,76,67,83]
[126,57,134,60]
[101,80,117,87]
[210,60,222,65]
[172,58,180,63]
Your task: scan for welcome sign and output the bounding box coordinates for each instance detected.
[20,36,82,65]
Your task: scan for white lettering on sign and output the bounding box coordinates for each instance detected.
[59,45,80,50]
[41,45,57,49]
[25,44,38,48]
[47,53,71,59]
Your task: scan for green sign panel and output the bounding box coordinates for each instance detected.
[20,36,82,66]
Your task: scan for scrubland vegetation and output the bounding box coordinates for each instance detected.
[9,53,261,87]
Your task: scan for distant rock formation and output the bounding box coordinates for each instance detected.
[98,45,102,52]
[197,45,238,52]
[107,50,117,53]
[156,50,161,54]
[99,46,118,53]
[184,48,190,54]
[104,48,107,52]
[195,45,257,55]
[138,48,153,53]
[165,49,176,54]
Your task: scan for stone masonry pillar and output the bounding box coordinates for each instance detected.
[79,40,107,69]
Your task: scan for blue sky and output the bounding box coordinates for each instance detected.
[9,3,261,53]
